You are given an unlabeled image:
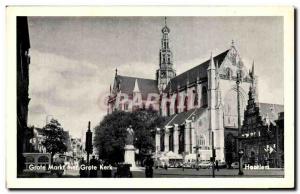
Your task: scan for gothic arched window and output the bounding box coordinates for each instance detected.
[184,95,188,112]
[119,96,124,110]
[149,104,154,111]
[166,101,170,116]
[201,86,207,107]
[226,68,233,79]
[197,135,206,146]
[174,94,179,114]
[194,89,198,107]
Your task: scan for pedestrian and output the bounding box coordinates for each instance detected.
[144,155,154,178]
[216,160,219,171]
[54,156,65,177]
[89,155,99,177]
[102,160,112,177]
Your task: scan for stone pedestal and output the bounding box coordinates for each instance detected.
[124,144,136,168]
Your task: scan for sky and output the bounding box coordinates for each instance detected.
[27,16,284,138]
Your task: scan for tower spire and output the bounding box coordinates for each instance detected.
[133,79,140,93]
[252,60,255,75]
[157,16,175,92]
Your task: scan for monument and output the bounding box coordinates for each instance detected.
[124,125,136,168]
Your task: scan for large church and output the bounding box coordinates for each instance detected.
[107,18,283,163]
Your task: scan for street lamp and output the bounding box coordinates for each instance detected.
[193,145,201,171]
[155,128,160,167]
[211,131,216,178]
[85,121,93,165]
[238,149,244,175]
[236,71,244,176]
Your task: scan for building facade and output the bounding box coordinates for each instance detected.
[31,127,47,153]
[240,87,284,167]
[107,18,283,163]
[17,16,33,174]
[70,137,84,160]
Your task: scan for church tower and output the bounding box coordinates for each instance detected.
[156,17,176,92]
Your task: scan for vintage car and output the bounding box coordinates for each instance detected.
[218,161,227,169]
[198,161,212,169]
[231,162,239,169]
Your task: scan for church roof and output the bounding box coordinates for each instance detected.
[166,108,206,127]
[165,50,229,92]
[115,75,158,99]
[257,103,284,121]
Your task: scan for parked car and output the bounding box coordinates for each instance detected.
[198,161,212,169]
[231,162,239,169]
[183,163,192,168]
[157,161,168,168]
[175,162,183,168]
[218,161,227,169]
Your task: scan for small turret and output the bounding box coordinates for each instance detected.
[208,52,216,71]
[133,79,140,93]
[250,60,255,79]
[208,52,216,93]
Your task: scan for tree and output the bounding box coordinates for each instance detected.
[131,110,166,158]
[94,109,166,164]
[41,119,67,163]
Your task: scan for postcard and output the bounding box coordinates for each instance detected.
[6,6,294,189]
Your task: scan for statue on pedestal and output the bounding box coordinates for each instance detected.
[124,125,136,168]
[125,125,134,145]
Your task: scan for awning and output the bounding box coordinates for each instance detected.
[165,151,183,159]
